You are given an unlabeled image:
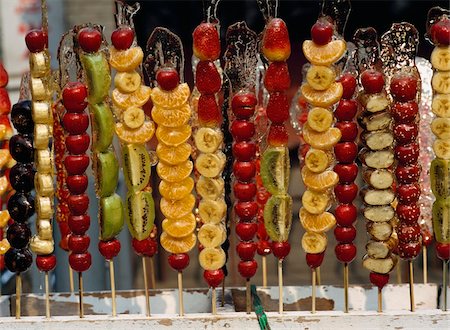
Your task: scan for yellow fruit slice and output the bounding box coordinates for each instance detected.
[199,247,226,270]
[156,124,192,146]
[0,125,6,140]
[301,232,327,254]
[160,194,195,219]
[156,142,192,165]
[0,149,10,169]
[152,103,191,128]
[0,210,10,228]
[159,177,194,200]
[306,66,336,91]
[160,231,196,254]
[162,213,197,238]
[302,123,341,150]
[0,176,8,195]
[151,83,190,109]
[156,160,193,183]
[432,94,450,118]
[301,166,339,192]
[301,82,343,107]
[304,148,330,173]
[123,106,145,129]
[115,121,155,144]
[109,46,144,72]
[198,223,226,248]
[198,199,227,224]
[302,189,330,215]
[114,70,141,93]
[307,107,333,132]
[303,40,346,66]
[0,238,10,255]
[432,71,450,94]
[299,208,336,233]
[112,85,151,110]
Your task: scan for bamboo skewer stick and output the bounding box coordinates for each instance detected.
[78,272,84,318]
[45,272,51,319]
[396,260,402,284]
[409,261,415,312]
[150,257,156,289]
[316,266,321,285]
[278,260,283,314]
[142,257,150,317]
[377,288,382,313]
[221,279,225,307]
[69,265,74,293]
[443,260,448,312]
[344,263,349,313]
[15,273,22,319]
[178,271,184,316]
[312,269,316,314]
[212,287,217,315]
[245,279,251,314]
[262,256,267,288]
[109,260,117,317]
[423,246,428,284]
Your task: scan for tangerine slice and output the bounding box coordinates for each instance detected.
[151,83,190,109]
[302,123,341,150]
[0,149,10,168]
[156,142,192,165]
[0,176,8,195]
[160,231,197,254]
[162,213,197,238]
[303,40,346,66]
[159,177,194,200]
[160,194,195,219]
[299,208,336,233]
[112,85,151,110]
[152,103,191,128]
[156,124,192,146]
[0,210,10,228]
[115,121,155,144]
[156,160,193,183]
[109,46,144,72]
[0,124,6,140]
[301,167,339,192]
[301,82,343,107]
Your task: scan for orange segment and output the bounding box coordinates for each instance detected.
[115,121,155,144]
[156,142,192,165]
[301,82,343,107]
[157,160,193,183]
[160,194,195,219]
[302,123,341,150]
[151,83,190,109]
[0,239,10,255]
[156,124,192,146]
[0,176,8,195]
[152,103,191,128]
[160,231,196,254]
[0,149,10,168]
[303,40,346,66]
[109,46,144,72]
[112,85,151,110]
[0,124,6,140]
[0,210,10,228]
[159,177,194,200]
[299,208,336,233]
[162,213,197,238]
[301,167,339,192]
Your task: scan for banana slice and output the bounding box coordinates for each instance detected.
[114,70,141,93]
[34,124,51,149]
[0,238,11,254]
[198,223,226,248]
[35,173,54,197]
[306,65,336,91]
[36,195,53,219]
[307,107,333,132]
[432,94,450,118]
[29,51,50,77]
[432,118,450,139]
[123,106,145,129]
[194,127,223,153]
[198,199,226,224]
[199,247,226,270]
[195,152,226,178]
[431,46,450,71]
[302,189,330,215]
[37,219,53,240]
[432,71,450,94]
[301,232,327,254]
[30,235,54,255]
[30,77,51,100]
[32,102,52,124]
[196,176,225,200]
[305,148,329,173]
[365,94,390,113]
[35,149,53,174]
[433,139,450,160]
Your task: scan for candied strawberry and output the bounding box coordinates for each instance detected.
[197,94,221,126]
[267,123,288,146]
[0,62,8,88]
[193,23,221,61]
[195,60,221,94]
[264,62,291,92]
[0,88,11,115]
[266,92,289,124]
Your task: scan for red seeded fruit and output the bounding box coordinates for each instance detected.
[390,75,418,102]
[267,123,289,146]
[397,241,421,260]
[233,182,257,201]
[395,164,421,184]
[98,238,121,260]
[195,60,221,94]
[197,94,221,126]
[266,92,289,124]
[391,101,419,123]
[132,237,158,257]
[396,183,421,205]
[396,203,420,224]
[264,62,291,92]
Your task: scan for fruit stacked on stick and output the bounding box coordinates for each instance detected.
[299,18,346,270]
[192,22,226,288]
[25,28,57,273]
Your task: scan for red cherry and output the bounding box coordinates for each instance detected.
[62,112,89,135]
[168,253,190,271]
[68,214,90,235]
[266,92,289,124]
[396,203,420,224]
[311,20,334,45]
[234,201,258,221]
[203,269,224,288]
[394,143,419,165]
[78,27,102,53]
[68,234,90,253]
[98,239,121,260]
[335,121,358,142]
[238,259,257,278]
[334,142,358,164]
[233,182,257,202]
[335,243,356,263]
[335,203,357,226]
[396,183,420,205]
[111,26,134,50]
[230,120,255,142]
[395,164,421,184]
[264,62,291,92]
[64,155,90,175]
[197,94,221,126]
[272,241,290,260]
[233,161,256,182]
[195,60,221,94]
[68,194,89,216]
[36,255,56,272]
[232,141,256,161]
[66,175,89,195]
[257,218,268,239]
[256,189,271,205]
[334,99,358,121]
[397,224,421,243]
[370,272,389,289]
[306,252,324,269]
[257,240,271,256]
[236,241,257,261]
[338,73,357,99]
[193,23,221,61]
[421,229,433,247]
[0,255,4,271]
[390,75,418,102]
[156,67,179,91]
[397,241,421,260]
[231,92,257,119]
[65,134,90,155]
[62,82,88,112]
[333,163,358,183]
[361,70,385,94]
[69,252,92,272]
[391,101,418,123]
[393,123,419,145]
[334,183,358,204]
[430,18,450,45]
[436,243,450,260]
[236,222,258,241]
[25,29,48,53]
[132,237,158,257]
[334,225,356,243]
[267,123,289,147]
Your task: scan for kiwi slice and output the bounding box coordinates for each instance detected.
[125,191,155,240]
[100,193,124,240]
[95,150,119,197]
[80,53,111,104]
[432,197,450,244]
[264,195,292,242]
[122,143,150,193]
[261,147,290,195]
[91,103,114,153]
[430,159,450,199]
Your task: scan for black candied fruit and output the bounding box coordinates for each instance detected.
[4,248,33,273]
[9,163,35,192]
[9,134,34,163]
[7,192,35,221]
[11,100,34,134]
[6,222,31,249]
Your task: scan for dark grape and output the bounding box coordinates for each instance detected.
[7,193,35,221]
[7,222,31,248]
[9,134,34,163]
[11,100,34,134]
[9,163,35,192]
[4,248,33,273]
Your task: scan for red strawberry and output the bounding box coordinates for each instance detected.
[262,18,291,62]
[193,23,221,61]
[266,92,289,124]
[0,88,11,115]
[0,62,8,88]
[197,94,221,126]
[264,62,290,92]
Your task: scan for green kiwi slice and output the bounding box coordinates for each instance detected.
[433,197,450,244]
[91,103,114,153]
[122,143,150,193]
[80,53,111,104]
[125,191,155,240]
[261,147,290,195]
[95,150,119,197]
[431,159,450,199]
[100,193,124,240]
[264,195,292,242]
